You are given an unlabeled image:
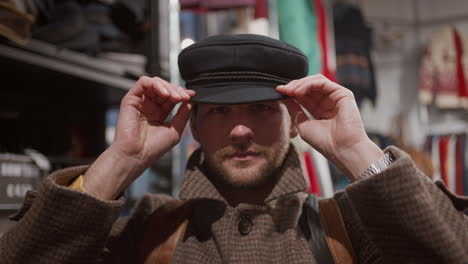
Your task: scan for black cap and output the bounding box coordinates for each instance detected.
[178,34,308,104]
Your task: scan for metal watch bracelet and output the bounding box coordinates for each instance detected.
[354,151,395,182]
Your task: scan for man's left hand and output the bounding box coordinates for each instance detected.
[277,74,384,180]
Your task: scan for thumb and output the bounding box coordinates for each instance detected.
[170,102,193,136]
[282,99,310,128]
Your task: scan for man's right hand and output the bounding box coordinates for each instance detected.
[83,76,195,200]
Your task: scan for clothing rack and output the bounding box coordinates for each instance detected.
[427,122,468,136]
[367,13,468,28]
[424,133,467,195]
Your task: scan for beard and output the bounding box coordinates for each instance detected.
[202,140,290,189]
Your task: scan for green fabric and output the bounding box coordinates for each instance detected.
[277,0,321,75]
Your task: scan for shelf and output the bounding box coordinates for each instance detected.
[0,39,137,91]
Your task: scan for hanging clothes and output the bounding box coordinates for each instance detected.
[277,0,321,75]
[431,136,442,181]
[254,0,267,19]
[314,0,337,81]
[248,0,268,36]
[333,2,377,107]
[276,0,336,80]
[311,148,334,198]
[463,135,468,196]
[419,27,468,110]
[292,138,334,197]
[456,135,465,195]
[447,136,457,192]
[302,151,322,196]
[439,136,450,186]
[426,134,467,195]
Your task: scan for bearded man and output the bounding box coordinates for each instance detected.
[1,34,467,264]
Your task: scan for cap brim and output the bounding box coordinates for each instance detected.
[188,83,287,105]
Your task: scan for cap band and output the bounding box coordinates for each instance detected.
[186,71,291,86]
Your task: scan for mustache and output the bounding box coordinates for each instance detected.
[215,144,267,159]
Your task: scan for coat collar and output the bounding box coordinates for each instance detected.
[179,144,307,203]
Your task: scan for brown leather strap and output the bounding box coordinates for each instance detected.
[319,198,356,264]
[139,200,192,264]
[143,219,189,264]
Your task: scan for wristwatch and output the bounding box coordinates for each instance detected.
[354,151,395,181]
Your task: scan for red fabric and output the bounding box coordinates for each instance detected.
[456,136,464,195]
[439,136,449,185]
[314,0,336,82]
[254,0,268,19]
[303,151,322,196]
[454,29,468,99]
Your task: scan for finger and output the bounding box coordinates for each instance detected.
[172,84,191,101]
[130,76,153,96]
[282,99,310,127]
[152,79,170,99]
[147,77,171,98]
[276,83,293,95]
[165,85,183,103]
[296,96,334,120]
[131,76,168,99]
[297,85,352,110]
[173,84,195,98]
[277,75,325,96]
[295,93,326,117]
[151,78,181,103]
[306,74,329,81]
[277,79,302,96]
[159,101,176,120]
[294,77,345,98]
[291,80,340,117]
[155,95,168,104]
[147,97,176,122]
[278,80,325,117]
[186,89,196,97]
[170,102,193,135]
[290,75,349,107]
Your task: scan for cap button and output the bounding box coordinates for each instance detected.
[237,214,253,236]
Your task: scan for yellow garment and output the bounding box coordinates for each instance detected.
[69,175,87,192]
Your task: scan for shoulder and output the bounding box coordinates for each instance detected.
[111,193,178,235]
[131,193,178,219]
[125,194,193,228]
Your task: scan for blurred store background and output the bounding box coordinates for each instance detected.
[0,0,467,235]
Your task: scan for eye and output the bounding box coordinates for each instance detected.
[249,103,273,112]
[209,106,231,114]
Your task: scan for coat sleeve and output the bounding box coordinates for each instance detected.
[0,166,164,264]
[337,146,468,264]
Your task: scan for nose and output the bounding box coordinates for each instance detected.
[229,123,254,144]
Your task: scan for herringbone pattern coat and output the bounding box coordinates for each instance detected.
[1,146,467,263]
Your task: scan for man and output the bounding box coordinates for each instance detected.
[1,34,467,263]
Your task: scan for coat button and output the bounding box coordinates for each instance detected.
[237,214,253,235]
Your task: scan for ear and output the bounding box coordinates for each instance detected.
[289,120,299,138]
[281,101,298,138]
[190,113,200,141]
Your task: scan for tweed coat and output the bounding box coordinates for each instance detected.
[1,146,468,263]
